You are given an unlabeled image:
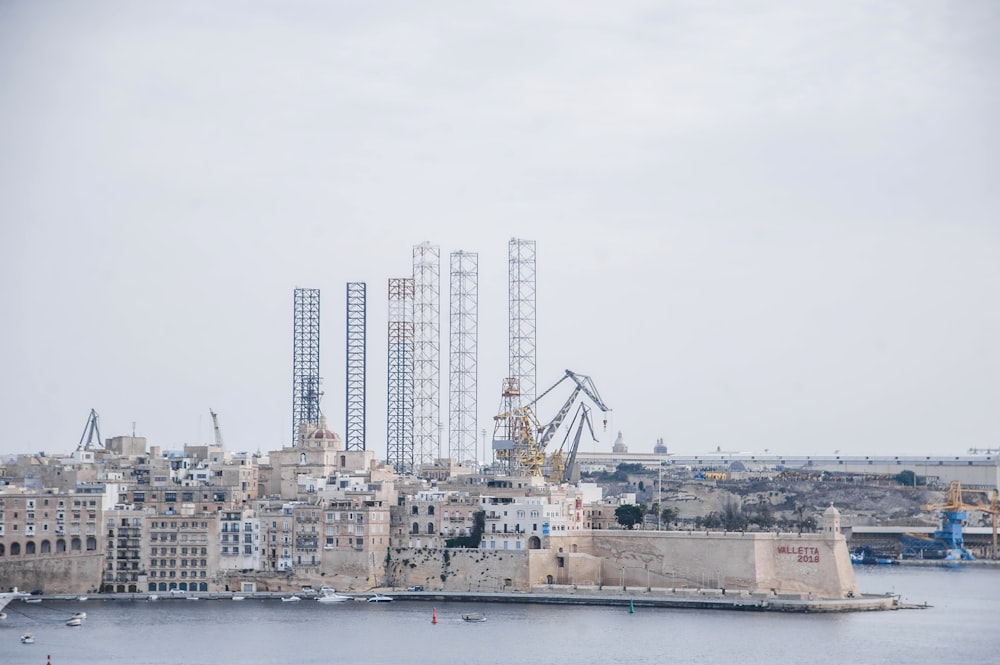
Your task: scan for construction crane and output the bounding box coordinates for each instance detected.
[916,481,999,560]
[76,409,103,451]
[210,409,224,448]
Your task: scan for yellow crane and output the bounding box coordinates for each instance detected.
[921,481,998,560]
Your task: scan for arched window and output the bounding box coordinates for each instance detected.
[528,536,541,550]
[411,522,420,534]
[71,537,82,552]
[0,543,5,556]
[199,583,208,591]
[411,506,419,515]
[25,541,36,554]
[426,522,434,535]
[148,583,157,592]
[11,542,21,555]
[340,455,346,467]
[40,540,51,553]
[299,453,307,465]
[86,536,97,551]
[56,539,66,553]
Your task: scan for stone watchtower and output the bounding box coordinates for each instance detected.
[822,504,842,538]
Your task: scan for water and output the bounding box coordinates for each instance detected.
[2,567,998,665]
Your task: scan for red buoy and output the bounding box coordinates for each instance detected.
[432,607,438,624]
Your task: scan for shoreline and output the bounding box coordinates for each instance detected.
[17,587,903,614]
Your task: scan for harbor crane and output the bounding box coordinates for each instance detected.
[210,409,224,448]
[76,409,104,451]
[547,403,599,483]
[493,370,611,480]
[918,481,999,560]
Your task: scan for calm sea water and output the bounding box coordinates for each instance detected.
[2,566,998,665]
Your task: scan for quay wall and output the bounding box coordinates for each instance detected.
[0,551,103,594]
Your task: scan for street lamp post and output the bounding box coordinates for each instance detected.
[657,461,664,530]
[620,566,625,591]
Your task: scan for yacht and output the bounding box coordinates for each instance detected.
[367,593,394,603]
[316,589,351,603]
[20,633,35,644]
[281,595,301,602]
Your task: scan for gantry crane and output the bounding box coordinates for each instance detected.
[547,403,599,483]
[919,481,999,560]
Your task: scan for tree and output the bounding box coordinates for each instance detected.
[615,504,644,530]
[894,470,919,487]
[660,507,678,527]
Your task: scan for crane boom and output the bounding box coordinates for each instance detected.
[531,370,610,449]
[210,409,224,448]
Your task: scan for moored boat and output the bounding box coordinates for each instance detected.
[316,589,351,603]
[281,595,301,602]
[367,593,394,603]
[462,612,486,622]
[21,633,35,644]
[66,617,83,626]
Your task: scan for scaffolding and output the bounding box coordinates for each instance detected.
[345,282,367,451]
[449,251,478,466]
[387,277,414,473]
[509,238,537,406]
[413,242,440,468]
[292,287,321,446]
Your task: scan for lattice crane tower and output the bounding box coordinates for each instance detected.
[449,251,478,466]
[292,287,321,447]
[509,238,537,406]
[345,282,367,451]
[413,242,441,468]
[387,277,414,473]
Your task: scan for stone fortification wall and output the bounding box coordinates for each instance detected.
[561,530,857,598]
[386,547,532,592]
[0,552,104,594]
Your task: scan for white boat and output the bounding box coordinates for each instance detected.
[66,617,83,626]
[185,596,200,601]
[281,595,301,602]
[72,611,87,620]
[21,633,35,644]
[0,588,30,617]
[231,595,246,601]
[147,594,160,601]
[24,597,42,604]
[77,596,88,601]
[316,589,351,603]
[366,593,394,603]
[462,612,487,623]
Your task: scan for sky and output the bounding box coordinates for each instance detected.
[1,1,998,460]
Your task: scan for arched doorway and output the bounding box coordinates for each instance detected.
[71,537,82,552]
[56,539,66,553]
[25,541,36,555]
[11,542,21,555]
[41,540,51,553]
[528,536,541,549]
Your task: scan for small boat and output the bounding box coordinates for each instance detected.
[66,617,83,626]
[462,612,487,623]
[24,597,42,604]
[231,595,246,601]
[316,590,351,604]
[72,611,87,620]
[147,594,160,601]
[367,593,394,603]
[281,595,301,602]
[185,596,200,601]
[77,596,89,601]
[20,633,35,644]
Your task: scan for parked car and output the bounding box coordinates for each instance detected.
[406,585,424,591]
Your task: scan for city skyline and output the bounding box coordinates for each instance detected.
[1,1,998,459]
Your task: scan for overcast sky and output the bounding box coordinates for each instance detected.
[1,1,997,461]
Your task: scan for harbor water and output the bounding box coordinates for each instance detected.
[2,566,998,665]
